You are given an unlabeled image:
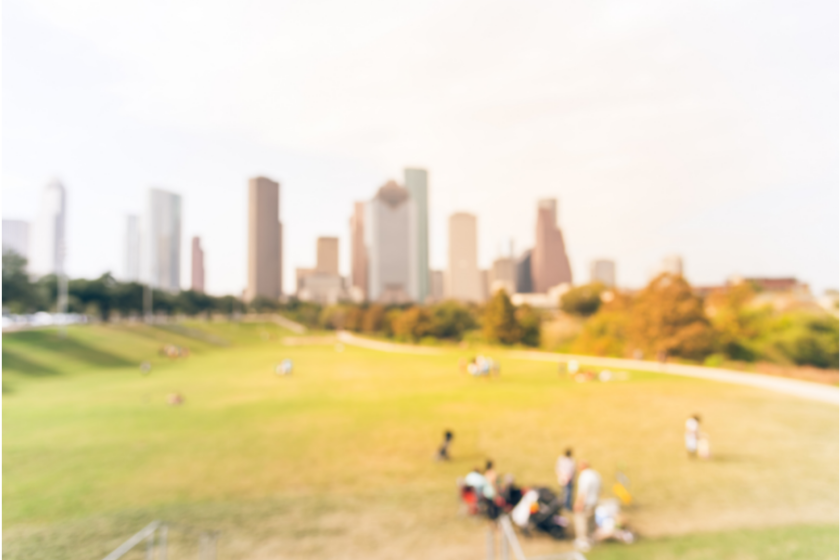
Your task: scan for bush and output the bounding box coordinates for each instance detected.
[560,283,605,317]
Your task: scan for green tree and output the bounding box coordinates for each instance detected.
[483,289,521,345]
[515,304,541,347]
[2,250,44,313]
[392,306,434,341]
[362,304,386,333]
[429,300,477,340]
[629,273,714,360]
[560,283,605,317]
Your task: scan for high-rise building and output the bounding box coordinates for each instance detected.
[246,177,283,301]
[490,257,516,295]
[3,219,30,261]
[516,250,533,293]
[316,237,339,275]
[349,202,368,300]
[144,188,182,292]
[430,270,444,302]
[660,255,683,276]
[447,212,481,302]
[124,215,141,282]
[590,259,616,287]
[365,181,415,303]
[192,236,205,293]
[531,198,572,293]
[404,168,430,303]
[29,180,66,278]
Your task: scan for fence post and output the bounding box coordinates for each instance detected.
[158,524,168,560]
[501,525,510,560]
[145,527,155,560]
[486,527,495,560]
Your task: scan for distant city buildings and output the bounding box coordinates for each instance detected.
[349,202,368,301]
[29,180,67,278]
[245,177,283,301]
[660,255,683,277]
[191,236,205,293]
[446,212,482,302]
[490,256,516,295]
[316,237,339,275]
[516,250,533,294]
[365,181,415,304]
[124,215,141,282]
[3,219,30,261]
[297,236,345,305]
[429,270,444,302]
[405,168,430,303]
[590,259,616,287]
[531,198,572,293]
[144,188,182,292]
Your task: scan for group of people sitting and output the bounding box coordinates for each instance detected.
[458,450,633,552]
[460,355,500,377]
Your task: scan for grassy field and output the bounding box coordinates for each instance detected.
[3,322,838,559]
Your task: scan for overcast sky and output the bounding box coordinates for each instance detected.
[3,0,838,295]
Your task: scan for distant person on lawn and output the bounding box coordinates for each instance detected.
[436,430,454,460]
[556,448,576,511]
[685,414,700,458]
[573,460,602,552]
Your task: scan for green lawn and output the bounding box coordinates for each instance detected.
[3,323,837,559]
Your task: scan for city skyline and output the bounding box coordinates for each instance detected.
[3,1,837,295]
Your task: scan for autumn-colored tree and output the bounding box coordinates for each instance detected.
[571,292,632,356]
[629,273,714,360]
[705,282,763,360]
[344,306,364,332]
[392,306,434,341]
[483,289,521,345]
[362,304,386,333]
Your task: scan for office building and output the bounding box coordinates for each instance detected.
[124,215,141,282]
[590,259,616,287]
[516,250,533,293]
[490,257,516,295]
[192,236,205,292]
[404,168,430,303]
[246,177,283,301]
[350,202,368,300]
[2,219,30,261]
[316,237,339,275]
[446,212,482,302]
[531,199,572,292]
[430,270,444,302]
[660,255,683,277]
[29,180,67,278]
[365,181,415,303]
[143,188,182,292]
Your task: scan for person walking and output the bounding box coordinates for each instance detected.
[556,448,576,511]
[436,430,454,460]
[573,460,601,552]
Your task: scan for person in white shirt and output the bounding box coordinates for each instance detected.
[573,460,602,551]
[555,448,576,511]
[685,414,700,458]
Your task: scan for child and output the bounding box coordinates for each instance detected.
[436,430,454,460]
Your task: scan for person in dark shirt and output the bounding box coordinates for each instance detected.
[436,430,454,460]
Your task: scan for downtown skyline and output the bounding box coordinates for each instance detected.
[3,0,837,295]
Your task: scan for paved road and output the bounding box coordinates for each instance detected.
[337,332,838,406]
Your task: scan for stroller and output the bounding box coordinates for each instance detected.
[511,487,568,540]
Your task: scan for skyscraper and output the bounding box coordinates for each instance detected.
[516,250,533,293]
[316,237,339,275]
[531,199,572,293]
[2,219,30,261]
[490,257,516,295]
[124,214,141,282]
[590,259,616,287]
[192,236,205,293]
[430,270,444,302]
[404,168,430,303]
[660,255,683,277]
[29,180,67,278]
[246,177,283,301]
[349,202,368,301]
[144,188,182,292]
[365,181,415,303]
[447,212,481,302]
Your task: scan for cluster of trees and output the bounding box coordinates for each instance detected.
[565,273,839,369]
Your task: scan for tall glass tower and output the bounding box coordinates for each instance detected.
[404,168,429,303]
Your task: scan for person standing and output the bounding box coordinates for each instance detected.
[685,415,700,458]
[556,448,576,511]
[436,430,454,460]
[573,460,601,552]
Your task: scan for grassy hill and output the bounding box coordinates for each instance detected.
[3,322,837,559]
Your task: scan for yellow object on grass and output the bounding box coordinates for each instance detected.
[613,482,633,505]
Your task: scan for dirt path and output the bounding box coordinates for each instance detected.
[337,331,443,355]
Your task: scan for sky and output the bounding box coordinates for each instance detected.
[3,0,838,295]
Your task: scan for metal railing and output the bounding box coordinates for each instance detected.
[102,521,219,560]
[487,515,586,560]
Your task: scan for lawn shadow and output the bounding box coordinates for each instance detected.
[5,331,135,370]
[2,348,61,376]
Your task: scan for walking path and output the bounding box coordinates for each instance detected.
[337,332,838,406]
